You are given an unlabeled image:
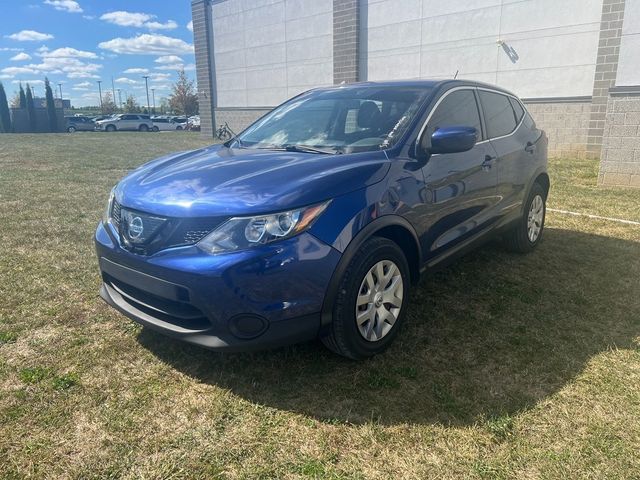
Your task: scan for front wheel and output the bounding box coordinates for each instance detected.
[139,124,149,132]
[321,237,410,359]
[176,126,183,131]
[67,126,76,133]
[152,126,159,132]
[503,182,547,253]
[105,125,116,132]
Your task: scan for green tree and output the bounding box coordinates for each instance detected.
[19,84,27,108]
[102,91,117,114]
[0,82,11,133]
[25,84,37,132]
[168,69,198,116]
[124,94,140,113]
[44,77,58,132]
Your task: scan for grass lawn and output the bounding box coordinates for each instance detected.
[1,133,639,479]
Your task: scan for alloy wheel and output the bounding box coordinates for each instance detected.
[355,260,404,342]
[527,194,544,242]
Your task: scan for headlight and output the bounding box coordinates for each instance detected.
[103,187,115,224]
[198,201,330,254]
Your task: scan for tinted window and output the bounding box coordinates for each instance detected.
[509,97,524,123]
[139,115,150,120]
[154,118,168,123]
[122,115,137,120]
[425,89,482,141]
[479,91,517,138]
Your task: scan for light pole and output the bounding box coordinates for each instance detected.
[97,80,103,112]
[111,77,116,109]
[151,88,156,114]
[58,83,63,100]
[142,75,150,113]
[117,89,122,111]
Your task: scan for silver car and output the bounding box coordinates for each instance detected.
[65,116,95,133]
[96,114,154,132]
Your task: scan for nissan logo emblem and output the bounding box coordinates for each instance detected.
[128,216,144,239]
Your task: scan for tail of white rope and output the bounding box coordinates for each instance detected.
[548,208,640,226]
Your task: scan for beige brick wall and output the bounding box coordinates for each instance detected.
[599,94,640,187]
[525,102,592,159]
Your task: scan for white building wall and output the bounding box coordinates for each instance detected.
[365,0,603,98]
[616,0,640,86]
[211,0,333,108]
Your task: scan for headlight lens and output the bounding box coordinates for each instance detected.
[103,187,115,224]
[198,201,330,254]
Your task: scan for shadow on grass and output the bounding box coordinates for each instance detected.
[138,228,639,425]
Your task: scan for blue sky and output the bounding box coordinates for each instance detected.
[0,0,195,107]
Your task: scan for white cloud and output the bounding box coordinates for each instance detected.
[149,73,171,80]
[115,77,139,85]
[2,54,102,80]
[187,21,193,32]
[155,55,183,64]
[145,20,178,31]
[123,68,149,74]
[0,47,24,52]
[2,67,39,76]
[155,63,196,72]
[0,74,13,79]
[67,72,99,79]
[43,0,83,13]
[98,34,193,55]
[11,52,32,61]
[6,30,54,42]
[40,47,98,59]
[72,81,92,90]
[100,11,177,30]
[12,79,45,86]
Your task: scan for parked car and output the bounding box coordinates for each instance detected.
[151,117,183,132]
[65,115,95,133]
[96,80,548,359]
[95,114,154,132]
[171,116,188,129]
[187,115,201,131]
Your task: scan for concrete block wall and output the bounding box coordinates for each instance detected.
[525,102,592,159]
[214,108,271,135]
[333,0,359,84]
[599,94,640,186]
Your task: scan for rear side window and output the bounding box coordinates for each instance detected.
[426,89,482,140]
[479,91,517,138]
[509,97,525,123]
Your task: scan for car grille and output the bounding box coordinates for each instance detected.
[111,199,226,255]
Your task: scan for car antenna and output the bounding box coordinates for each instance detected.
[454,70,459,79]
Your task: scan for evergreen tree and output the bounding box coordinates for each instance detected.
[44,77,58,132]
[0,82,11,133]
[19,84,27,109]
[124,94,140,113]
[101,91,117,114]
[25,84,37,132]
[168,69,198,116]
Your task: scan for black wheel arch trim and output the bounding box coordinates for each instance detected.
[319,215,422,330]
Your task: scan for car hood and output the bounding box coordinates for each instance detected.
[116,145,390,217]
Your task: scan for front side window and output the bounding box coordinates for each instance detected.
[424,89,482,144]
[479,91,517,139]
[237,87,431,154]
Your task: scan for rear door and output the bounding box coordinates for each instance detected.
[418,88,499,261]
[121,115,138,130]
[478,90,538,223]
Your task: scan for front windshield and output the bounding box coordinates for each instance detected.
[236,86,431,154]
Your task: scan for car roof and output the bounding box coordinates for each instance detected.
[313,79,518,98]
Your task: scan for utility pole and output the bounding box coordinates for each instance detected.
[142,75,150,113]
[58,83,63,100]
[117,89,122,111]
[151,88,156,114]
[97,80,103,112]
[111,77,116,108]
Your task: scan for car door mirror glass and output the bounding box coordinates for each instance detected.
[430,126,478,154]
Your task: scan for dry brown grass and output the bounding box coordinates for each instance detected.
[1,133,639,479]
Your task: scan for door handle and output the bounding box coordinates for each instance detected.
[525,142,536,154]
[482,155,496,170]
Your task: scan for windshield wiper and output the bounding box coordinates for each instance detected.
[283,144,338,155]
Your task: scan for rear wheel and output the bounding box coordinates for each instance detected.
[139,124,149,132]
[503,182,546,253]
[321,237,410,359]
[152,126,159,132]
[105,124,116,132]
[67,126,76,133]
[176,126,183,131]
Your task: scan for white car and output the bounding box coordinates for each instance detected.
[151,117,184,131]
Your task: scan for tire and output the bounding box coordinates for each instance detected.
[139,124,149,132]
[67,126,76,133]
[321,237,410,359]
[503,182,547,253]
[152,126,159,132]
[176,126,183,131]
[105,124,116,132]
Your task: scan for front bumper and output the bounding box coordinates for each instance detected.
[95,221,341,351]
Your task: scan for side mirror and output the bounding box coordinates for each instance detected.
[430,126,478,154]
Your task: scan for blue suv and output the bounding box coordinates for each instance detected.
[96,80,548,359]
